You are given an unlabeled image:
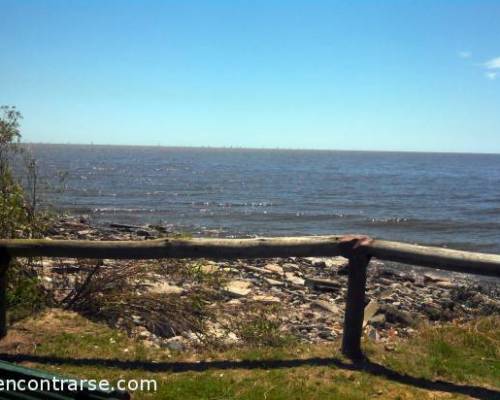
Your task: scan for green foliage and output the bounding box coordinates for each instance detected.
[0,177,30,238]
[0,105,43,238]
[0,105,21,150]
[6,261,50,322]
[1,105,49,320]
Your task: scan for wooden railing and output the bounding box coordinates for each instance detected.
[1,235,499,359]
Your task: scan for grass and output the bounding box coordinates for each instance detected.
[0,310,498,399]
[380,317,500,386]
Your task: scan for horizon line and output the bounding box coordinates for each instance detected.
[22,142,500,156]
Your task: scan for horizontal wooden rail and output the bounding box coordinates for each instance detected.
[363,240,500,278]
[0,236,345,259]
[1,236,499,277]
[1,234,499,360]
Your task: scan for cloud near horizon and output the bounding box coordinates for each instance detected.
[458,51,471,58]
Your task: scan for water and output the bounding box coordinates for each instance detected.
[27,144,500,254]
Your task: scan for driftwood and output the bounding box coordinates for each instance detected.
[305,277,342,291]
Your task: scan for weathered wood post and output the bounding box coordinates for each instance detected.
[339,236,372,360]
[0,250,10,338]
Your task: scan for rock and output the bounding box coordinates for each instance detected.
[378,278,394,285]
[41,258,55,268]
[305,257,327,268]
[163,336,186,351]
[148,224,168,233]
[285,272,305,286]
[282,263,300,272]
[378,268,400,279]
[370,314,386,326]
[380,305,415,326]
[421,304,442,321]
[147,282,185,295]
[436,280,455,289]
[311,300,340,314]
[414,275,425,287]
[363,300,380,327]
[263,263,284,275]
[136,229,152,237]
[264,278,285,287]
[137,327,152,339]
[305,277,341,292]
[379,290,393,300]
[109,222,143,231]
[366,326,380,341]
[325,258,348,268]
[77,229,93,236]
[424,272,449,284]
[318,330,336,340]
[142,340,160,349]
[132,314,142,324]
[224,332,239,344]
[242,264,273,275]
[201,264,219,274]
[183,331,201,344]
[252,295,280,303]
[224,280,252,297]
[106,234,125,241]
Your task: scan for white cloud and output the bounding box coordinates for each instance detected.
[485,72,497,80]
[484,57,500,69]
[458,51,471,58]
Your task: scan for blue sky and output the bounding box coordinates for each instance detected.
[1,1,499,152]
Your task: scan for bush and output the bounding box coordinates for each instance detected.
[1,105,49,321]
[6,261,50,322]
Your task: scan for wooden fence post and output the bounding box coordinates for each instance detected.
[0,251,10,339]
[341,254,370,360]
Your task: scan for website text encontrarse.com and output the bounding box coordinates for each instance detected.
[0,377,157,392]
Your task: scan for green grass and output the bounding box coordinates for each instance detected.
[381,318,500,386]
[2,310,499,400]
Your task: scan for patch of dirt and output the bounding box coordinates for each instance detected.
[0,330,37,354]
[0,308,86,355]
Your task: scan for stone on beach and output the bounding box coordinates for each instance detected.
[285,272,305,286]
[264,277,285,287]
[311,300,340,314]
[263,263,284,275]
[363,300,380,327]
[163,336,186,351]
[224,280,253,297]
[252,294,281,303]
[201,263,219,274]
[147,282,185,295]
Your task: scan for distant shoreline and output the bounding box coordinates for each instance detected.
[22,142,500,156]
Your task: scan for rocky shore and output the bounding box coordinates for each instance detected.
[34,216,500,351]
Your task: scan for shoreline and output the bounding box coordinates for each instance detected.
[29,215,500,350]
